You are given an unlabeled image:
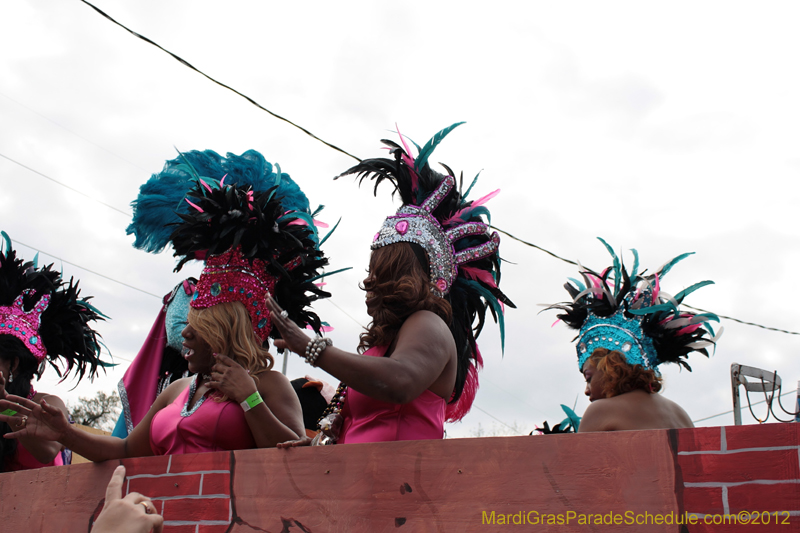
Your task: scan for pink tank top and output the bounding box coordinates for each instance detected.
[338,346,446,444]
[150,378,255,455]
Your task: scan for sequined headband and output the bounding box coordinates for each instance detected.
[191,247,276,342]
[0,289,50,362]
[577,298,658,371]
[371,175,500,297]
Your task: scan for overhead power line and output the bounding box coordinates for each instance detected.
[11,239,161,299]
[5,3,794,339]
[0,152,131,217]
[78,0,361,163]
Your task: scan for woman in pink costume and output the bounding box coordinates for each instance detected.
[0,150,333,458]
[0,231,107,471]
[269,124,514,445]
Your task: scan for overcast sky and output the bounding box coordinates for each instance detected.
[1,1,798,437]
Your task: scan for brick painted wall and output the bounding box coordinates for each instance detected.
[1,424,798,532]
[676,423,800,532]
[120,452,233,533]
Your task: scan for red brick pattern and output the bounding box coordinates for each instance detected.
[676,423,800,529]
[122,452,233,532]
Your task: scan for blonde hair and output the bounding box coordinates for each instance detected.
[188,302,273,399]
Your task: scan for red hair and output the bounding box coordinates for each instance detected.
[588,348,663,397]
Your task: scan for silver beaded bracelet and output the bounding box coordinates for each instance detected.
[304,335,333,366]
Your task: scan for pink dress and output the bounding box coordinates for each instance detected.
[150,377,255,455]
[338,346,446,444]
[4,444,65,471]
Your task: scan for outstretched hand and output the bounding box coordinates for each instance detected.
[92,465,164,533]
[265,296,312,356]
[0,395,70,442]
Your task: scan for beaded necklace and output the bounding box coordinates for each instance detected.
[312,382,348,445]
[180,374,211,417]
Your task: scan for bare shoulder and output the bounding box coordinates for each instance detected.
[578,398,619,432]
[401,310,450,333]
[37,392,67,412]
[155,377,193,405]
[256,369,295,397]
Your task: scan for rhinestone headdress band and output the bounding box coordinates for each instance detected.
[0,290,50,362]
[191,247,277,342]
[371,175,500,297]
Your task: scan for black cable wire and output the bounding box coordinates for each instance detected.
[0,152,131,217]
[78,0,361,163]
[691,389,796,423]
[11,239,162,299]
[683,304,799,336]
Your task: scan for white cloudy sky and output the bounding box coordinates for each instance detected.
[1,1,798,437]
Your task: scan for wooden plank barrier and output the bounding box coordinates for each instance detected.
[0,423,797,532]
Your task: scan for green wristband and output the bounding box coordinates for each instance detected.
[240,391,263,412]
[1,408,18,417]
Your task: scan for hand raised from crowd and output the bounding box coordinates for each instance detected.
[92,465,164,533]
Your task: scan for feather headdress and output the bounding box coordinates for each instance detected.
[548,238,722,372]
[130,150,333,342]
[0,231,107,381]
[336,123,515,421]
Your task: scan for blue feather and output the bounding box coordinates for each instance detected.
[462,171,482,201]
[568,277,586,292]
[128,150,311,253]
[319,217,342,247]
[658,252,695,278]
[414,122,465,172]
[0,231,9,254]
[308,266,352,283]
[560,404,582,432]
[597,237,621,297]
[673,280,714,303]
[463,279,506,353]
[630,248,640,280]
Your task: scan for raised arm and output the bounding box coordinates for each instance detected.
[268,297,456,404]
[0,379,185,461]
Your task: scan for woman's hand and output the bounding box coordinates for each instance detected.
[92,465,164,533]
[0,395,70,442]
[265,296,312,355]
[208,353,257,404]
[276,435,313,449]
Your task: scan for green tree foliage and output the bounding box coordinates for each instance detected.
[69,390,121,432]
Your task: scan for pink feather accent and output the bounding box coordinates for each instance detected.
[652,274,660,304]
[460,266,497,287]
[446,345,483,422]
[184,198,204,212]
[219,174,227,186]
[199,179,213,193]
[313,219,330,229]
[677,324,702,336]
[551,318,562,327]
[306,324,334,333]
[286,219,308,227]
[395,124,419,195]
[442,189,500,225]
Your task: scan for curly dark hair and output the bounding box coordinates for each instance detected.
[358,243,452,353]
[588,348,663,398]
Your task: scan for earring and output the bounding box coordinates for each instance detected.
[8,373,12,383]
